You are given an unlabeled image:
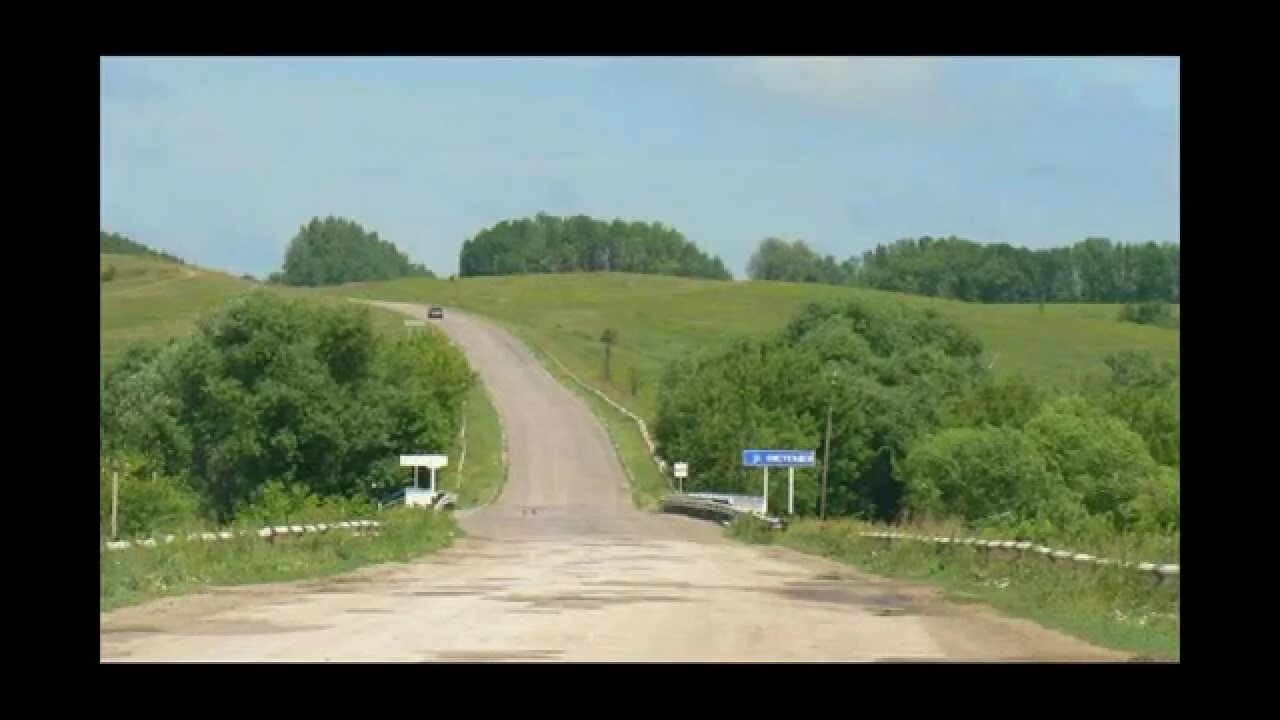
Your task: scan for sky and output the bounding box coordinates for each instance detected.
[100,57,1180,279]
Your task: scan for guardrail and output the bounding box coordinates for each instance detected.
[662,493,786,530]
[101,519,383,552]
[857,530,1179,583]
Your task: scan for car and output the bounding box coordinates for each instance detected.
[427,306,444,319]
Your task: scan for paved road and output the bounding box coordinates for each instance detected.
[100,302,1127,662]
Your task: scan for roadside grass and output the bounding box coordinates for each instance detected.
[334,273,1180,422]
[100,508,456,612]
[727,517,1179,660]
[448,382,507,508]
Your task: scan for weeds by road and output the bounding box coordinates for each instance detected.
[450,383,507,508]
[727,517,1179,660]
[101,508,457,612]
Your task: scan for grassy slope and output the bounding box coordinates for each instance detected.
[335,273,1180,422]
[100,254,253,372]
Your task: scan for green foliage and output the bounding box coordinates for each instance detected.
[101,264,118,283]
[1092,351,1179,467]
[747,238,849,284]
[854,236,1179,304]
[279,216,434,287]
[100,230,185,264]
[100,450,202,539]
[100,290,475,522]
[938,374,1045,430]
[900,426,1071,527]
[1118,302,1178,328]
[655,299,985,521]
[458,213,731,280]
[1024,396,1160,527]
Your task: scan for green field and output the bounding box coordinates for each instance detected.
[335,273,1180,422]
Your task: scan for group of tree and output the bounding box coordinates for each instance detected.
[746,238,855,285]
[100,291,474,531]
[100,230,185,265]
[746,235,1180,305]
[459,213,732,280]
[270,216,434,287]
[653,299,1178,541]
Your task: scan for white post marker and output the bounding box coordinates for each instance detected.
[788,467,795,515]
[673,462,688,493]
[111,470,119,540]
[762,466,769,516]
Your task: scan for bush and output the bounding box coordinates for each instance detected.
[900,426,1073,527]
[1118,302,1177,328]
[100,451,202,539]
[101,264,117,283]
[1023,396,1160,530]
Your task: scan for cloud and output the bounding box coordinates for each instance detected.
[727,57,941,115]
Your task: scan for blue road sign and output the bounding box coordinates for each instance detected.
[742,449,817,467]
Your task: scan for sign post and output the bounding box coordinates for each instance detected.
[788,467,795,515]
[673,462,688,493]
[742,449,816,517]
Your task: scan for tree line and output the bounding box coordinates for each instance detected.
[653,299,1178,543]
[270,216,435,287]
[101,230,185,265]
[747,236,1180,304]
[459,213,732,280]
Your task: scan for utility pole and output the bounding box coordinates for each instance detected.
[820,401,832,522]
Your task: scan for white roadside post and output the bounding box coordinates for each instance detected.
[674,462,688,493]
[762,466,769,516]
[788,467,795,516]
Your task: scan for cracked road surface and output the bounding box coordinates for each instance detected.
[99,302,1126,662]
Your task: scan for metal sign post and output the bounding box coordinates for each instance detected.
[742,449,817,517]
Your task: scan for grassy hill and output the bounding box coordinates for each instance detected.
[333,273,1180,421]
[100,254,253,371]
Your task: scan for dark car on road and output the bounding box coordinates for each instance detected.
[427,306,444,319]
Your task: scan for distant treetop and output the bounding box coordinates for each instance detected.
[458,213,732,281]
[274,216,434,287]
[100,230,185,265]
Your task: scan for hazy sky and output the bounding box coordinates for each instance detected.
[100,57,1180,278]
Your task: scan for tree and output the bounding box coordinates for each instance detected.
[100,230,185,265]
[278,216,434,287]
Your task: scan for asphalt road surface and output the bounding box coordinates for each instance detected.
[100,302,1126,662]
